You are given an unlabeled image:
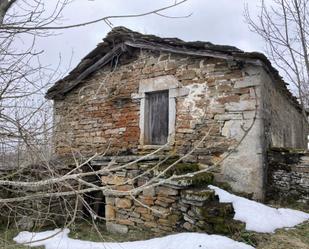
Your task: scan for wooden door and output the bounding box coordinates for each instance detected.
[145,90,169,145]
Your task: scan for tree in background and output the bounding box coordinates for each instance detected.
[0,0,189,168]
[0,0,191,239]
[246,0,309,116]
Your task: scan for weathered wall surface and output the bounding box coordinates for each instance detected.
[260,70,308,149]
[266,148,309,204]
[53,49,264,198]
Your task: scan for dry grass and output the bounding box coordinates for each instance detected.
[1,218,308,249]
[0,222,154,249]
[256,221,309,249]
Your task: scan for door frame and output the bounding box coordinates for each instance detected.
[132,75,189,149]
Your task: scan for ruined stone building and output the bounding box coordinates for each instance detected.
[46,27,308,234]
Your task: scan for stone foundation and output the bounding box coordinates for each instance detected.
[92,155,244,235]
[266,148,309,204]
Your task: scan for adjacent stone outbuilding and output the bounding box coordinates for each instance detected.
[46,27,308,210]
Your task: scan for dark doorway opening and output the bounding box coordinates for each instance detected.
[82,191,105,219]
[82,174,105,220]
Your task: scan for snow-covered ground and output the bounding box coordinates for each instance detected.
[209,185,309,233]
[13,186,309,249]
[13,228,254,249]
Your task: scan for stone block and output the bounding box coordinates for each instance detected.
[183,214,195,224]
[154,200,170,208]
[181,189,215,202]
[130,218,143,224]
[144,221,157,228]
[130,212,141,218]
[141,212,155,221]
[115,185,133,191]
[208,105,225,114]
[214,113,243,121]
[135,207,148,214]
[179,70,197,80]
[234,76,260,88]
[217,95,240,105]
[115,198,132,209]
[143,187,156,197]
[158,218,170,225]
[101,175,126,186]
[225,100,256,112]
[105,197,115,205]
[183,222,193,230]
[152,206,170,217]
[139,196,155,206]
[157,186,178,196]
[118,219,135,226]
[156,196,176,204]
[105,205,115,220]
[106,222,128,234]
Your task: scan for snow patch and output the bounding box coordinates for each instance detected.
[14,229,254,249]
[209,185,309,233]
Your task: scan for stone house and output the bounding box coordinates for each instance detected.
[46,27,308,233]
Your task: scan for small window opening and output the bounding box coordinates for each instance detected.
[144,90,169,145]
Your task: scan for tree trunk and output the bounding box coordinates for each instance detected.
[0,0,16,24]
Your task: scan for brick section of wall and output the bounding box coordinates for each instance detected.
[266,148,309,204]
[92,155,244,235]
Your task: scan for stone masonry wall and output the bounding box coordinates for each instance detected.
[267,148,309,204]
[91,155,244,235]
[260,70,308,149]
[53,49,265,198]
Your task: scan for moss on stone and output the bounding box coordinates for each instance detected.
[189,190,215,198]
[167,213,182,225]
[190,172,214,187]
[172,172,214,188]
[158,160,200,177]
[182,189,215,203]
[212,181,232,192]
[213,222,230,234]
[196,203,234,219]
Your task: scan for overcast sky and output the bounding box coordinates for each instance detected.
[31,0,265,79]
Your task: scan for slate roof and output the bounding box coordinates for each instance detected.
[46,26,300,111]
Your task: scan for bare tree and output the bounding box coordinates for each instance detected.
[0,0,190,168]
[245,0,309,116]
[0,0,196,242]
